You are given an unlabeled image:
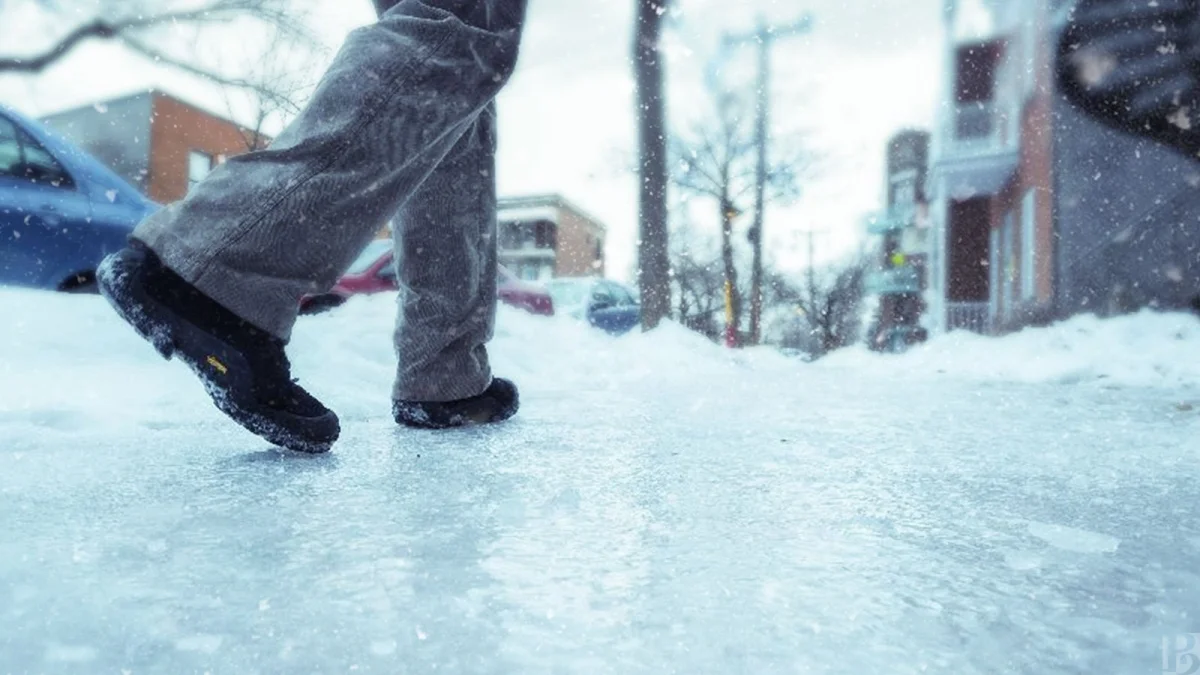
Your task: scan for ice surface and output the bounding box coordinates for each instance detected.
[2,288,1199,673]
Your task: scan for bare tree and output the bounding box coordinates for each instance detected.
[767,254,869,358]
[672,87,809,345]
[0,0,318,105]
[668,218,725,341]
[217,21,323,151]
[634,0,673,331]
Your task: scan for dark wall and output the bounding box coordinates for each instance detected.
[887,129,930,204]
[1053,101,1200,316]
[948,197,991,302]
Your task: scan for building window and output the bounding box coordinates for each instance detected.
[1002,211,1015,316]
[1021,189,1036,301]
[500,219,556,251]
[989,225,1000,319]
[534,221,556,250]
[188,150,212,187]
[889,170,919,225]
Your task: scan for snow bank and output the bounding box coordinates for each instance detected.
[820,309,1200,388]
[0,288,747,439]
[2,288,1195,444]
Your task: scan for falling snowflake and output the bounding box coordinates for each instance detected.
[1168,107,1192,131]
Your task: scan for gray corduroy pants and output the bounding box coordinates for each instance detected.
[132,0,527,402]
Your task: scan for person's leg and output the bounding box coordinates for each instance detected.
[1057,0,1200,159]
[134,0,527,341]
[390,102,519,428]
[392,103,498,403]
[98,0,527,451]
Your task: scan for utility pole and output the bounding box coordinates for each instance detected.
[720,13,813,345]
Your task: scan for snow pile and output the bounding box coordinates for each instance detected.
[0,288,752,440]
[821,309,1200,388]
[2,287,1196,445]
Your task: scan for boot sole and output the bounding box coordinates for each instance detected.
[97,252,336,454]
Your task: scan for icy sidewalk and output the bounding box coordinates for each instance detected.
[2,289,1199,674]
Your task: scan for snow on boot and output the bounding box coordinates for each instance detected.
[96,241,340,453]
[393,378,519,429]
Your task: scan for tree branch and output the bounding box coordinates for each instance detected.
[0,19,119,73]
[121,35,295,113]
[0,1,315,75]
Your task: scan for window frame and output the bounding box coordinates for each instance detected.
[989,224,1000,320]
[0,114,76,190]
[1002,210,1015,316]
[602,281,635,307]
[187,150,213,188]
[1021,188,1036,301]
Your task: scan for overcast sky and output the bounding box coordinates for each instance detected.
[0,0,943,282]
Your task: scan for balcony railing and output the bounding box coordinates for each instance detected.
[499,246,556,260]
[866,266,922,295]
[933,100,1019,194]
[946,301,990,333]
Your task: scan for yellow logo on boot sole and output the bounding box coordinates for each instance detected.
[206,355,228,375]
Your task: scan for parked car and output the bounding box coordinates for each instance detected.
[0,104,157,292]
[298,239,555,316]
[542,277,641,335]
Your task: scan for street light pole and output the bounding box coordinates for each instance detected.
[723,14,813,346]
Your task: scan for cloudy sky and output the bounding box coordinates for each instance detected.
[0,0,944,281]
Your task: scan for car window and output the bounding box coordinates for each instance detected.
[346,240,392,274]
[18,129,73,188]
[0,117,21,176]
[0,117,73,189]
[590,282,614,304]
[545,280,590,309]
[376,256,397,279]
[604,281,636,306]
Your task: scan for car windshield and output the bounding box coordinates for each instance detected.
[544,280,590,309]
[346,240,392,275]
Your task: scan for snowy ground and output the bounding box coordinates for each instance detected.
[2,288,1199,674]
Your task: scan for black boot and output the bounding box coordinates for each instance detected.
[393,378,519,429]
[96,241,340,453]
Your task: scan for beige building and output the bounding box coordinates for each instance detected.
[496,194,606,281]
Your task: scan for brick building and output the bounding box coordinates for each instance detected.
[864,129,931,350]
[927,0,1200,334]
[40,90,269,204]
[495,194,606,280]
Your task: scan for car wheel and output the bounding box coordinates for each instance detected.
[299,294,346,316]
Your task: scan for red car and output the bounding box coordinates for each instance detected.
[299,239,554,316]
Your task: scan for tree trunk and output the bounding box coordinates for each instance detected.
[634,0,673,330]
[720,197,742,340]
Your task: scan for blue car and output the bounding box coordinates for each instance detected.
[543,277,641,336]
[0,104,157,292]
